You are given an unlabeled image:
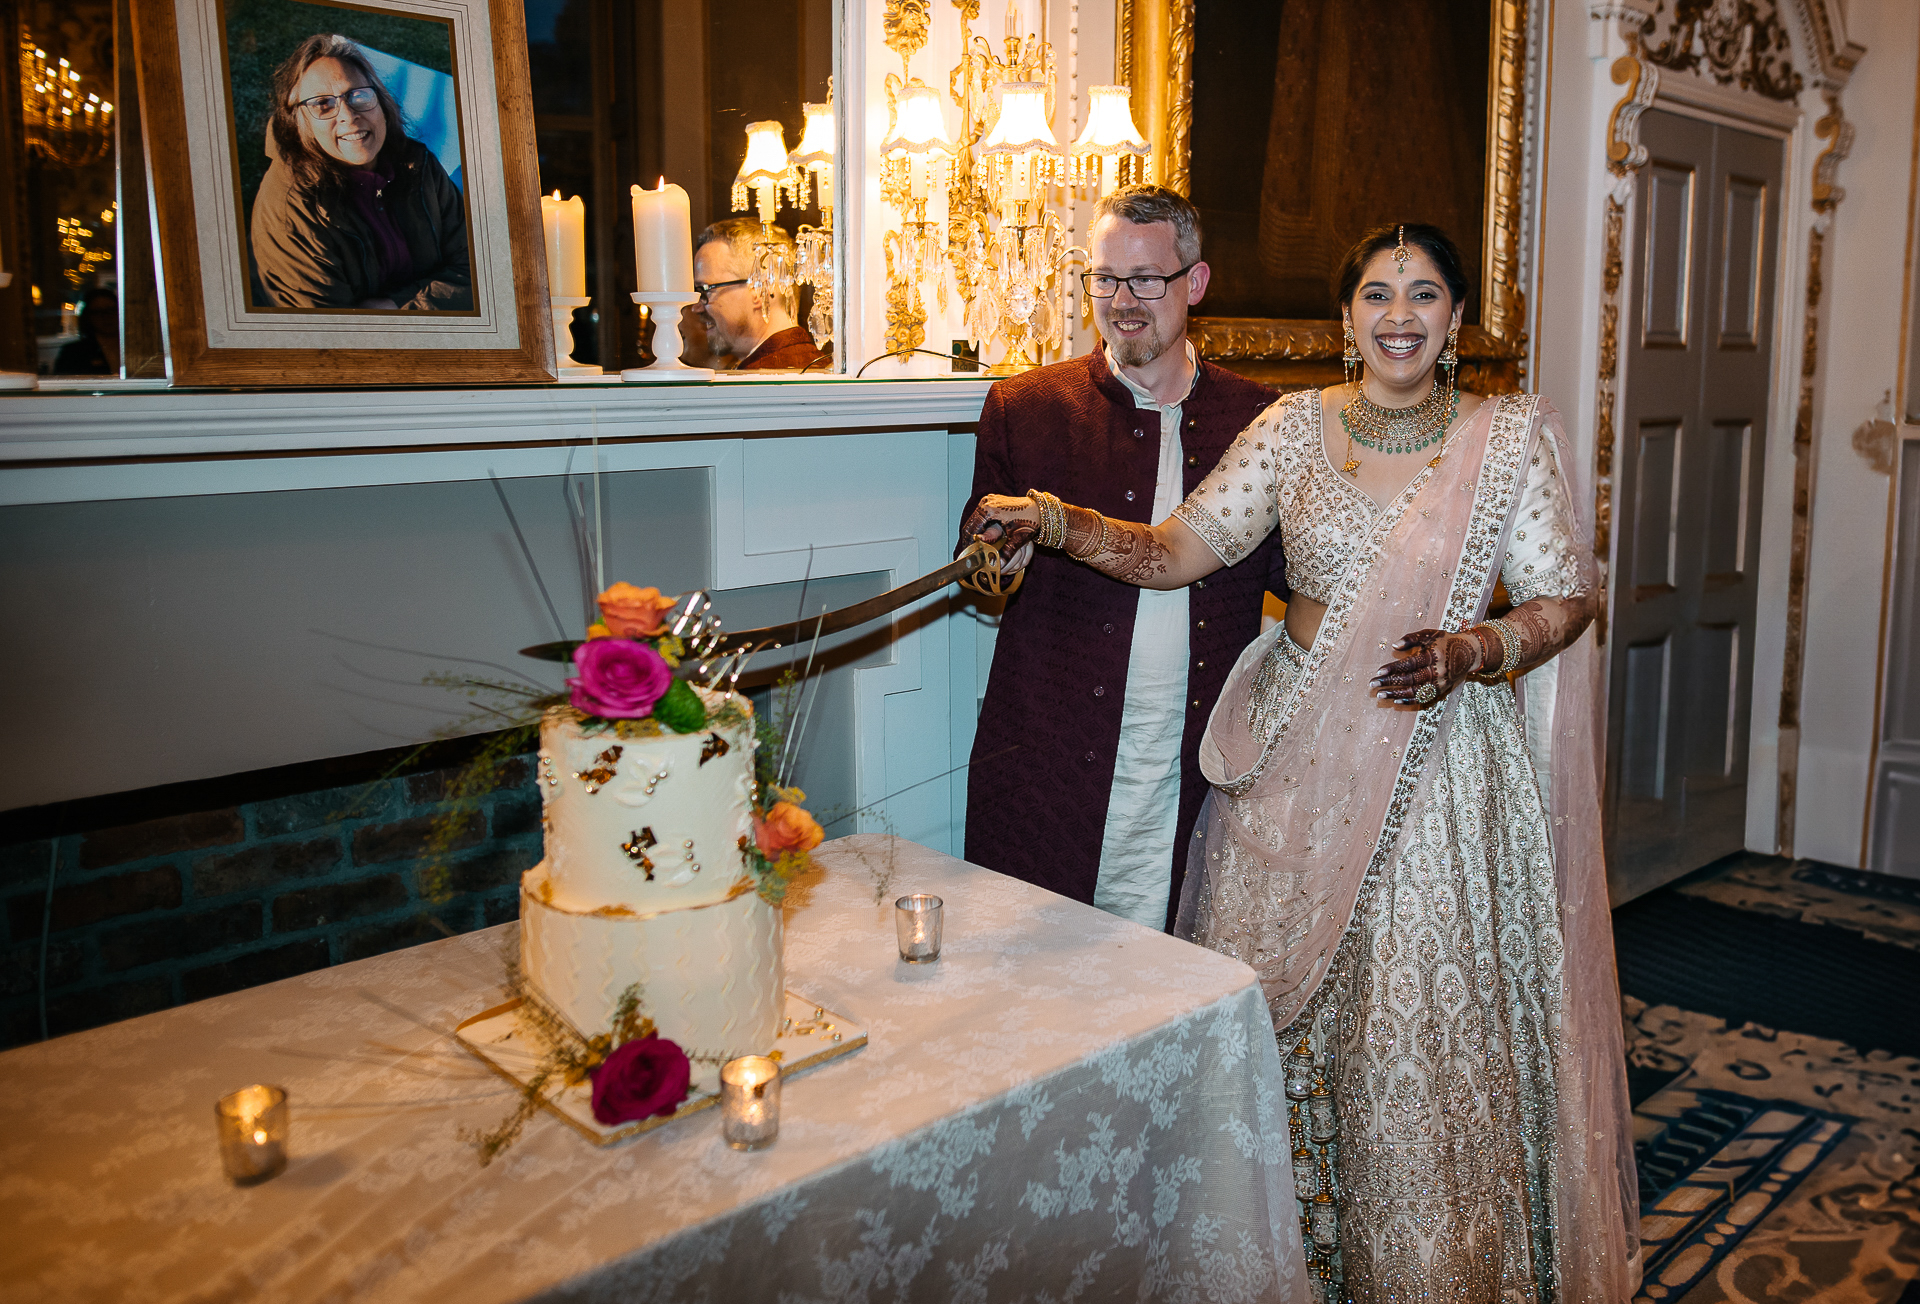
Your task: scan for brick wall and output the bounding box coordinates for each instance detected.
[1,754,539,1050]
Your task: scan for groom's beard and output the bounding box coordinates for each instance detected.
[1102,311,1173,368]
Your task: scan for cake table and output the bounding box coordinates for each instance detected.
[0,837,1301,1302]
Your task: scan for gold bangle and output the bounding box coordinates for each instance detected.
[1027,488,1066,550]
[1483,617,1525,676]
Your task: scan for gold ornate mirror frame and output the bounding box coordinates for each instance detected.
[1116,0,1531,393]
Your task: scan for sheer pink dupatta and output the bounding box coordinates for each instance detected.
[1178,396,1637,1300]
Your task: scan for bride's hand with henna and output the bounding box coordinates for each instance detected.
[1371,628,1492,706]
[959,494,1043,565]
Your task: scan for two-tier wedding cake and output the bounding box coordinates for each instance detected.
[519,693,783,1083]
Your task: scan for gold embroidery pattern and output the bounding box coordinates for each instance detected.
[1215,396,1558,1299]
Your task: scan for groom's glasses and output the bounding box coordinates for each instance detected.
[296,86,379,120]
[1080,263,1198,300]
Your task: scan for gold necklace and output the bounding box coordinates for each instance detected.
[1339,382,1458,475]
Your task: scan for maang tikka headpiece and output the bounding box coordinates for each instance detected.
[1392,225,1410,274]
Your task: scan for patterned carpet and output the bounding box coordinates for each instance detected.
[1617,855,1920,1303]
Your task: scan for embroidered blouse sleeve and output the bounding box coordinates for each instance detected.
[1171,399,1287,566]
[1501,432,1587,603]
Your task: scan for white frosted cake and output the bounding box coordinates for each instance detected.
[519,694,783,1080]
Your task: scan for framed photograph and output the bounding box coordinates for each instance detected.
[130,0,553,384]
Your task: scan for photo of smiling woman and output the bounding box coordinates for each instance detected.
[249,33,472,311]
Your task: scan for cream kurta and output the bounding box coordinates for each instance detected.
[1170,391,1625,1304]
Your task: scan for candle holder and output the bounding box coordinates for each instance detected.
[719,1055,781,1150]
[549,295,600,378]
[895,893,943,963]
[621,291,714,382]
[215,1084,288,1185]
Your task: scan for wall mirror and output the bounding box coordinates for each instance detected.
[0,0,840,380]
[1118,0,1528,393]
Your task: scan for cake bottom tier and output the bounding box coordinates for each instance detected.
[519,866,784,1080]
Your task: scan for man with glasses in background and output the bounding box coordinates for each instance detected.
[687,219,828,370]
[956,184,1286,932]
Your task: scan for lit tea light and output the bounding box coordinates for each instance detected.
[895,893,944,963]
[215,1084,288,1185]
[719,1055,781,1151]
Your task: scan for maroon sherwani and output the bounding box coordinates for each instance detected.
[961,348,1285,928]
[740,326,829,370]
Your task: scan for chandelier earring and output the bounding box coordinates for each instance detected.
[1342,316,1362,387]
[1439,321,1460,401]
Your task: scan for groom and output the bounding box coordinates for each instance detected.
[959,185,1287,931]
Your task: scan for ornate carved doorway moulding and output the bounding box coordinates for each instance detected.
[1589,0,1863,859]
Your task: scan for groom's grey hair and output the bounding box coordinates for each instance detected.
[1091,185,1202,266]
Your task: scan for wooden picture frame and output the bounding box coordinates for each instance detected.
[1116,0,1531,394]
[129,0,553,385]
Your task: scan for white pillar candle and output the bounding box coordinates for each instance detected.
[631,178,694,293]
[540,192,587,298]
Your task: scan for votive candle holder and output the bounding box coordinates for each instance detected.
[720,1055,781,1150]
[895,893,943,963]
[216,1084,288,1185]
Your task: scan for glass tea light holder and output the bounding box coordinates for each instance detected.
[216,1084,288,1185]
[895,893,944,963]
[720,1055,781,1150]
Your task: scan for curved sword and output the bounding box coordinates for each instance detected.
[518,542,1002,663]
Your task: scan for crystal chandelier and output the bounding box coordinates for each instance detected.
[959,80,1075,373]
[879,80,955,357]
[729,106,836,352]
[786,101,836,349]
[20,33,113,170]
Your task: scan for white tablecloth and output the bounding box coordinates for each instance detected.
[0,837,1300,1303]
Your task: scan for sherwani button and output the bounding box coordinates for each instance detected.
[1196,620,1206,629]
[1084,751,1096,762]
[1103,623,1114,634]
[1197,660,1206,669]
[1187,456,1197,465]
[1124,490,1135,501]
[1195,580,1206,589]
[1094,686,1105,697]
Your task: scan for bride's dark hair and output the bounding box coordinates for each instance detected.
[1333,224,1470,312]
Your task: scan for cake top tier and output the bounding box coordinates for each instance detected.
[532,693,757,916]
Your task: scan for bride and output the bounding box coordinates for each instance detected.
[964,224,1638,1302]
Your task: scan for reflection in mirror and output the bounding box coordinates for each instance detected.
[17,0,120,378]
[3,0,839,380]
[526,0,834,373]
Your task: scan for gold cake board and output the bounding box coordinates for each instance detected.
[454,990,867,1146]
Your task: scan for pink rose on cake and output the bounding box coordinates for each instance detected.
[589,1034,692,1124]
[597,582,679,638]
[568,638,672,719]
[755,800,824,858]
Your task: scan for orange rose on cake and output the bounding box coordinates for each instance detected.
[596,583,678,637]
[754,801,824,858]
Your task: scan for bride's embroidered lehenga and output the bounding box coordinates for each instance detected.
[1171,391,1638,1303]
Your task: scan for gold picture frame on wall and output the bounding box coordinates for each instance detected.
[1116,0,1530,394]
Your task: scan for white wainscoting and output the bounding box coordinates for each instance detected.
[0,383,994,857]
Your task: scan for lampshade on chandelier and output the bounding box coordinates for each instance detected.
[1069,86,1150,195]
[788,102,836,214]
[976,82,1062,214]
[880,81,956,205]
[20,33,113,169]
[732,120,800,225]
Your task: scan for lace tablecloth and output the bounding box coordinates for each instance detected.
[0,837,1302,1303]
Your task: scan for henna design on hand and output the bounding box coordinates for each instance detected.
[961,494,1041,560]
